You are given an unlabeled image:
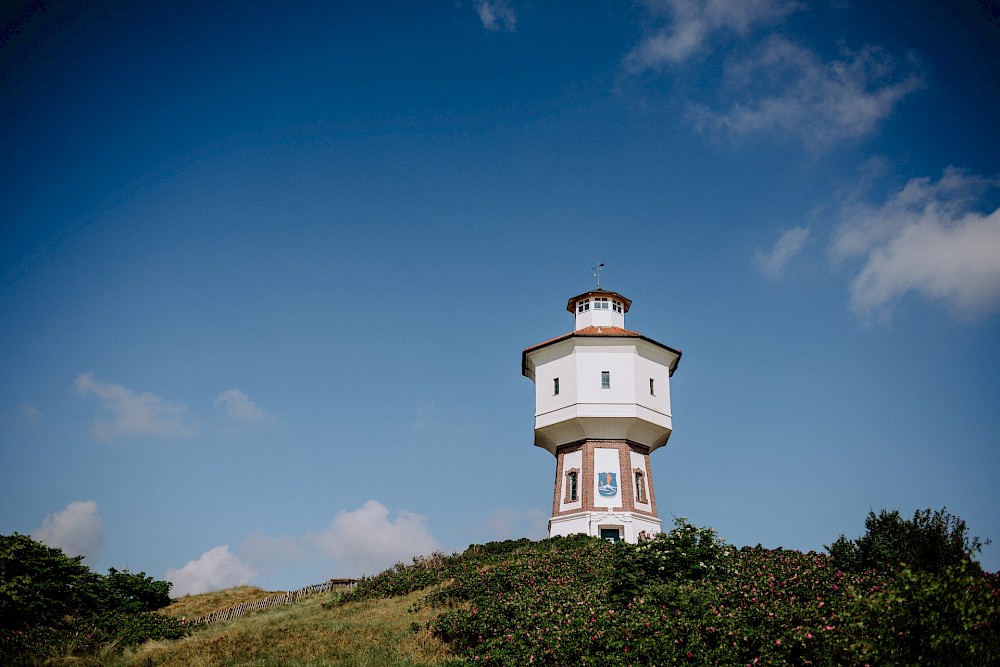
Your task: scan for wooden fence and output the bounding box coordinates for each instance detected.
[188,578,357,626]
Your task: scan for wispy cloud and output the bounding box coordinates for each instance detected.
[483,507,548,541]
[833,167,1000,319]
[689,36,923,148]
[412,401,434,430]
[214,388,272,423]
[626,0,800,70]
[75,374,196,442]
[165,545,258,598]
[33,500,103,561]
[239,532,304,573]
[305,500,441,575]
[234,502,443,583]
[755,226,810,279]
[475,0,516,32]
[20,404,40,424]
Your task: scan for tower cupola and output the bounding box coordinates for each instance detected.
[567,290,631,331]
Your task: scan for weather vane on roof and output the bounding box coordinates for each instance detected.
[592,262,605,289]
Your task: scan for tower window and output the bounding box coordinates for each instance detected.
[634,470,646,504]
[613,300,622,313]
[601,371,610,389]
[577,299,590,313]
[553,377,560,395]
[566,471,578,502]
[594,297,609,309]
[649,378,655,396]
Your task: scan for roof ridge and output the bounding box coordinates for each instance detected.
[522,325,643,352]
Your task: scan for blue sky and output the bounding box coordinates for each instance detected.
[2,0,999,594]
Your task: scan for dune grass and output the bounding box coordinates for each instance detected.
[161,586,280,620]
[113,587,460,667]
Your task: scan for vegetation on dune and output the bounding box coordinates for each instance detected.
[342,511,999,666]
[162,586,280,621]
[2,508,997,666]
[826,507,988,576]
[0,533,185,665]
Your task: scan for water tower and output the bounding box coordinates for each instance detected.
[521,280,681,542]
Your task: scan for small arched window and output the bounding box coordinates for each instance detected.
[634,470,646,504]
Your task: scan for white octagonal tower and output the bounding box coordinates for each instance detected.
[522,288,681,543]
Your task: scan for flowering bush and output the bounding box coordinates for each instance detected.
[635,517,733,580]
[613,517,734,605]
[837,559,1000,665]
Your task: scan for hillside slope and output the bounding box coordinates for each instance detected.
[120,586,458,666]
[44,515,1000,666]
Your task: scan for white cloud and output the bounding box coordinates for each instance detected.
[75,374,196,442]
[165,545,257,597]
[33,500,103,561]
[755,226,809,279]
[688,36,923,148]
[214,388,272,422]
[833,168,1000,319]
[475,0,516,32]
[626,0,800,70]
[306,500,441,575]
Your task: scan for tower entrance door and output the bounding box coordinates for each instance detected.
[600,528,621,543]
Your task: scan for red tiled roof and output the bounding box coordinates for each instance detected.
[522,326,642,353]
[573,325,641,336]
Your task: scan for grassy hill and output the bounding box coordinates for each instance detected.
[12,512,1000,666]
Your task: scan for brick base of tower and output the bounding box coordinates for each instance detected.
[548,439,662,543]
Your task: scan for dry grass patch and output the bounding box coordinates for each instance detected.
[122,588,459,667]
[163,586,279,619]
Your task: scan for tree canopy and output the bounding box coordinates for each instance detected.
[826,507,988,574]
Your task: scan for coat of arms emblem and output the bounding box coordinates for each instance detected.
[597,472,617,497]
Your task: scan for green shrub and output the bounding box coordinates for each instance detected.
[0,533,103,629]
[89,610,188,647]
[0,533,183,664]
[839,560,1000,666]
[827,507,987,575]
[98,567,172,614]
[612,517,733,605]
